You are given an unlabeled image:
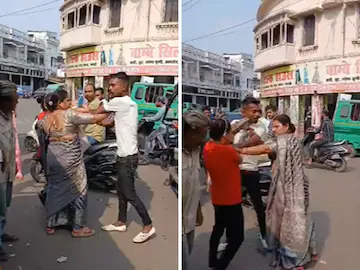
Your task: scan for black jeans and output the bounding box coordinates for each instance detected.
[309,139,327,159]
[241,170,266,238]
[116,155,152,226]
[209,204,244,270]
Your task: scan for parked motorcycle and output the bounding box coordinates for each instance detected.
[30,140,118,191]
[138,119,178,170]
[24,117,39,152]
[303,128,354,172]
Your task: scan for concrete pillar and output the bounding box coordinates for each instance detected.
[227,99,230,109]
[196,61,200,79]
[30,77,34,89]
[192,95,196,104]
[206,96,209,106]
[24,45,28,61]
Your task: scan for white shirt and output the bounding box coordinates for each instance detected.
[103,96,138,157]
[259,117,270,133]
[232,120,268,171]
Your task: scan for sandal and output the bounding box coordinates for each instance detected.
[2,233,19,242]
[71,227,95,238]
[46,227,55,235]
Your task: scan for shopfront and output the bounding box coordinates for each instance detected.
[65,40,179,95]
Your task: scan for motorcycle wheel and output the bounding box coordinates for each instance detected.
[346,144,356,159]
[30,159,45,183]
[334,158,347,173]
[24,137,38,152]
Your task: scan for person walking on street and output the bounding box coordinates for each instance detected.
[182,110,210,270]
[236,114,318,270]
[204,119,244,270]
[0,80,19,261]
[232,97,268,249]
[95,72,155,243]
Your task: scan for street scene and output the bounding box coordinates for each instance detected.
[182,0,360,269]
[5,98,178,270]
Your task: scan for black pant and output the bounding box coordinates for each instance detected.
[309,139,327,159]
[116,155,152,226]
[209,204,244,270]
[241,170,266,238]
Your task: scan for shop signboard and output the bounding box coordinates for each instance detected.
[65,41,178,77]
[261,65,295,89]
[66,46,100,70]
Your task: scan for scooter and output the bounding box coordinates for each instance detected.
[24,117,39,152]
[303,128,354,172]
[138,119,178,170]
[30,140,118,191]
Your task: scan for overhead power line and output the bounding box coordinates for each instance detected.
[2,8,56,17]
[0,0,60,18]
[182,0,196,6]
[184,0,304,43]
[183,0,203,12]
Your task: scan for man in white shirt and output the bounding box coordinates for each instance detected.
[92,72,155,243]
[232,97,268,249]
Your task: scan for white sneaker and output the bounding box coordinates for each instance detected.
[217,242,228,252]
[101,224,127,232]
[259,234,268,249]
[133,227,156,243]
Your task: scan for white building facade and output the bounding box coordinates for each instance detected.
[0,24,46,90]
[254,0,360,135]
[59,0,178,93]
[182,44,255,111]
[28,31,63,81]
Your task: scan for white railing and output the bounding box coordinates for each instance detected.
[0,24,46,50]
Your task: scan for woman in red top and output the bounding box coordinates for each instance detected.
[203,119,243,270]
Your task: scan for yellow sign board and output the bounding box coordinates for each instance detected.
[261,65,295,89]
[66,46,100,70]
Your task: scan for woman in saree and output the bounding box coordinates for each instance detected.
[42,90,108,237]
[236,114,318,270]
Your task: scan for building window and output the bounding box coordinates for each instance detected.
[67,12,75,29]
[350,104,360,121]
[287,24,294,43]
[255,37,259,52]
[340,105,350,118]
[109,0,122,28]
[78,6,87,26]
[303,14,315,46]
[93,5,101,24]
[273,24,281,46]
[261,31,269,50]
[61,17,66,32]
[164,0,178,22]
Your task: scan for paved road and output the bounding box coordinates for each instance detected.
[1,99,178,270]
[189,158,360,269]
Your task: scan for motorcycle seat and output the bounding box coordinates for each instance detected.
[322,140,346,147]
[85,140,117,155]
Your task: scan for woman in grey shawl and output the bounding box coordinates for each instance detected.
[42,90,108,237]
[237,114,318,270]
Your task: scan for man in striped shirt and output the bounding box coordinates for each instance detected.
[308,109,334,166]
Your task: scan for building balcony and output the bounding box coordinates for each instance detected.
[183,74,242,92]
[59,24,102,52]
[0,24,45,50]
[0,55,45,70]
[254,44,295,72]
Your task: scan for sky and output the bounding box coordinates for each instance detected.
[0,0,62,35]
[182,0,262,56]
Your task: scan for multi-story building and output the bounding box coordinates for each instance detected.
[182,44,255,111]
[59,0,178,94]
[28,31,64,82]
[0,24,46,89]
[254,0,360,134]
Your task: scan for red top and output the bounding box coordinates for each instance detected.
[37,111,47,121]
[203,140,242,206]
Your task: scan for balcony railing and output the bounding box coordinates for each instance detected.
[0,24,45,50]
[183,43,241,72]
[59,24,101,51]
[254,43,295,72]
